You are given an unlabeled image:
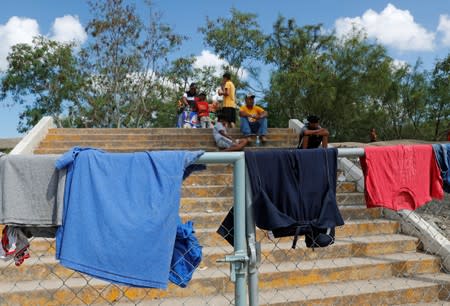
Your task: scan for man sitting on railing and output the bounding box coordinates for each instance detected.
[298,115,329,149]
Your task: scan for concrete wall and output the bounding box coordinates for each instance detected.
[10,116,55,155]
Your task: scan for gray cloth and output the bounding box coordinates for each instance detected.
[0,154,66,226]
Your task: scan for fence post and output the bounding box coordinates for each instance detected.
[233,156,248,306]
[246,168,259,306]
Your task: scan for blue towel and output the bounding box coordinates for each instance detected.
[433,144,450,193]
[55,147,204,288]
[169,219,202,287]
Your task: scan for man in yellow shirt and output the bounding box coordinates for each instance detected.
[239,93,268,142]
[218,72,236,127]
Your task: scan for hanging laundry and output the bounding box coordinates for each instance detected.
[1,226,30,266]
[0,154,66,226]
[55,147,204,289]
[169,219,202,288]
[432,144,450,193]
[218,148,344,249]
[360,145,443,211]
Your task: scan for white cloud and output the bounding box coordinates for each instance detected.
[391,59,409,71]
[0,15,86,72]
[0,16,40,70]
[335,3,435,52]
[437,14,450,46]
[194,50,250,101]
[50,15,87,45]
[193,50,227,75]
[194,50,249,80]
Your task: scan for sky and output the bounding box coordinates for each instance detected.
[0,0,449,138]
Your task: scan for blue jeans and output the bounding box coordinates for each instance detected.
[240,117,268,136]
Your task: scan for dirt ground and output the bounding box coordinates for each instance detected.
[416,194,450,240]
[332,140,450,240]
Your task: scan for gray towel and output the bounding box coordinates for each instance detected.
[0,154,66,226]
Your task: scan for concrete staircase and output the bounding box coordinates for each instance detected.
[0,127,448,305]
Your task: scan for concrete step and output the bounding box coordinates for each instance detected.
[0,253,443,305]
[195,219,401,247]
[36,139,296,149]
[179,193,366,214]
[26,218,398,257]
[46,128,296,135]
[132,273,450,306]
[5,234,419,281]
[180,182,356,197]
[180,206,380,228]
[34,145,298,154]
[42,133,295,142]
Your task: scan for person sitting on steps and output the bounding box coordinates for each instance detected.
[213,112,248,151]
[239,93,268,143]
[298,115,329,149]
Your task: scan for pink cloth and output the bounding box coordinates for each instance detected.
[360,145,443,211]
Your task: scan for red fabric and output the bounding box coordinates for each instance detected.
[360,145,443,211]
[195,101,209,118]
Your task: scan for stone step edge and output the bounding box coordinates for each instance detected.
[179,203,371,214]
[20,233,419,267]
[0,251,441,295]
[118,273,450,306]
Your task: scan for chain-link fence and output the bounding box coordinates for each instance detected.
[0,149,449,305]
[0,152,247,306]
[251,151,450,305]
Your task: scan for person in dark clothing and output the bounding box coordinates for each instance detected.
[182,83,198,109]
[177,83,199,128]
[369,127,378,142]
[298,115,329,149]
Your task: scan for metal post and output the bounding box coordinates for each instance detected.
[245,168,259,306]
[233,156,248,306]
[336,147,365,157]
[198,152,248,306]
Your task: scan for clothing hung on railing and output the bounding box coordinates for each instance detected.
[55,147,204,289]
[218,148,344,249]
[169,219,202,288]
[432,144,450,193]
[0,154,66,226]
[1,226,30,266]
[360,144,444,211]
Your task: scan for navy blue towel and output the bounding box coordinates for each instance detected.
[218,148,344,248]
[432,144,450,193]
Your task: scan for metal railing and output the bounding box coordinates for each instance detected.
[1,149,449,305]
[244,148,450,305]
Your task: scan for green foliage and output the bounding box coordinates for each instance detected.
[429,54,450,140]
[1,4,448,139]
[78,0,185,128]
[264,20,448,142]
[199,8,265,91]
[0,36,83,132]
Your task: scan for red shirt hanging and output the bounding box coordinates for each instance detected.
[360,145,443,211]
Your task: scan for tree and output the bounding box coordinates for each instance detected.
[264,21,401,142]
[0,36,83,132]
[79,0,185,128]
[199,8,265,91]
[429,54,450,140]
[331,32,393,141]
[264,18,336,128]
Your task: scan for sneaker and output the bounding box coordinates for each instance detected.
[260,136,267,143]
